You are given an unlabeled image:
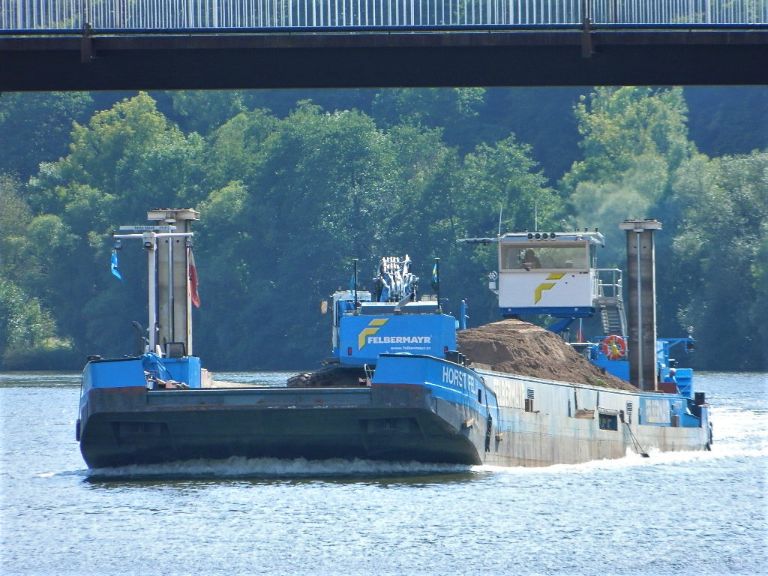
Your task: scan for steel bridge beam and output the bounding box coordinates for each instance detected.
[2,29,767,91]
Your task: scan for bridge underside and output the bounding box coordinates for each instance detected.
[2,29,767,90]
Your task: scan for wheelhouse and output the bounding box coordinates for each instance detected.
[497,231,604,317]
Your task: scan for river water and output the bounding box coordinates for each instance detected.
[1,371,765,576]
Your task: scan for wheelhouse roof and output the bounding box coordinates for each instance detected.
[499,231,605,246]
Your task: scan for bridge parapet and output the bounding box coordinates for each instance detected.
[2,0,766,32]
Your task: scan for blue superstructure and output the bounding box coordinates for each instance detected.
[329,256,457,367]
[337,312,456,366]
[81,354,201,392]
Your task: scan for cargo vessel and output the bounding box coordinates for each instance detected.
[77,210,711,468]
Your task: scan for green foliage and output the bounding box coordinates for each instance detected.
[567,154,670,267]
[29,92,206,218]
[190,101,555,367]
[168,91,248,135]
[17,93,206,359]
[0,279,50,350]
[204,107,278,189]
[0,92,92,180]
[372,88,487,151]
[197,103,403,367]
[1,86,765,371]
[685,87,768,157]
[458,135,557,235]
[671,151,768,369]
[559,85,767,369]
[479,88,584,179]
[373,88,485,127]
[562,87,695,272]
[0,176,33,282]
[0,278,75,369]
[383,124,461,255]
[0,177,74,368]
[565,87,692,188]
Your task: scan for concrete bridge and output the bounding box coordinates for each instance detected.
[1,0,767,90]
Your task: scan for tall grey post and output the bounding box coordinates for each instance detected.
[619,219,662,391]
[147,208,200,357]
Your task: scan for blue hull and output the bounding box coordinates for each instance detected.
[375,354,712,466]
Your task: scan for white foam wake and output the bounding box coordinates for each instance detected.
[82,456,472,480]
[473,438,767,477]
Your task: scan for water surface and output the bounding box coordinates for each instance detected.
[1,371,765,575]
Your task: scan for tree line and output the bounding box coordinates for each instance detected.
[0,87,766,371]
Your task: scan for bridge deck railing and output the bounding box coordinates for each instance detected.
[1,0,766,31]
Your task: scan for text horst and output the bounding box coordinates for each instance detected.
[442,365,478,395]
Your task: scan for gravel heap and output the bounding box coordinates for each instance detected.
[287,365,365,388]
[457,319,636,390]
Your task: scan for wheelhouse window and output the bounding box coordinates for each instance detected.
[500,243,590,271]
[599,413,619,431]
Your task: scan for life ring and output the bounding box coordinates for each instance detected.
[600,335,627,360]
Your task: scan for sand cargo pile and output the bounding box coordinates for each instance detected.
[458,319,635,390]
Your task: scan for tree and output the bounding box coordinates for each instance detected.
[383,124,462,259]
[0,176,74,368]
[457,135,558,236]
[372,88,486,150]
[0,175,33,284]
[203,107,279,191]
[685,86,768,157]
[4,86,763,370]
[191,101,561,368]
[195,102,401,368]
[23,92,206,357]
[672,151,768,370]
[31,92,206,215]
[451,135,562,325]
[566,153,670,267]
[560,87,699,341]
[479,87,584,180]
[167,91,248,135]
[564,87,692,189]
[0,278,57,368]
[0,92,92,180]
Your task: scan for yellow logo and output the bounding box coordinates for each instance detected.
[358,318,388,349]
[534,273,565,303]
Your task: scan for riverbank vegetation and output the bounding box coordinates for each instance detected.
[1,87,765,370]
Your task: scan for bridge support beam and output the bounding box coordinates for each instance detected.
[2,30,768,91]
[80,23,93,64]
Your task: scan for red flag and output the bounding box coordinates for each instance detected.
[189,248,201,308]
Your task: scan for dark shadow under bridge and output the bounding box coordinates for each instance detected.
[1,1,767,90]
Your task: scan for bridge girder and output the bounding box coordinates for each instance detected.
[2,29,767,91]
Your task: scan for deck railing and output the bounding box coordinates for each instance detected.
[1,0,766,31]
[596,268,623,301]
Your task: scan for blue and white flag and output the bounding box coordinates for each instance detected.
[110,249,123,281]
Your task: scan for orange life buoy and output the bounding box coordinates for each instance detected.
[600,335,627,360]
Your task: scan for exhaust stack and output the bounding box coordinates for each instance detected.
[619,219,661,391]
[147,208,200,357]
